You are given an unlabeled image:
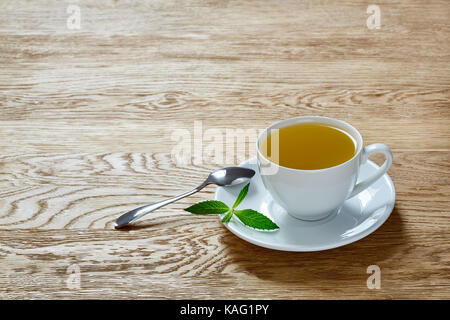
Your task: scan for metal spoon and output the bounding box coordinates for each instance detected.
[114,167,255,229]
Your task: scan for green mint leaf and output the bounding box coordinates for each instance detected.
[233,209,279,230]
[232,183,250,209]
[184,200,230,215]
[221,210,234,223]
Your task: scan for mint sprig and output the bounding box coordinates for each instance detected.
[184,183,279,231]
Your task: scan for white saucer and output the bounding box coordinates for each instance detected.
[215,157,395,252]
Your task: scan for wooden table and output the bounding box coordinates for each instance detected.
[0,0,449,299]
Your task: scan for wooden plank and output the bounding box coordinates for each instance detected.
[0,151,448,229]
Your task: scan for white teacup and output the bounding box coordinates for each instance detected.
[257,116,392,221]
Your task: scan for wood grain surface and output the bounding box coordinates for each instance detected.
[0,0,449,299]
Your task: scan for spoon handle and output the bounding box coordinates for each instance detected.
[114,186,203,229]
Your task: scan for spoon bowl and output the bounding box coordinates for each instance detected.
[206,167,256,186]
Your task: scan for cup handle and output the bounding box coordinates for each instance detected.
[347,143,393,198]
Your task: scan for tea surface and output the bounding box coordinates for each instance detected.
[260,123,356,170]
